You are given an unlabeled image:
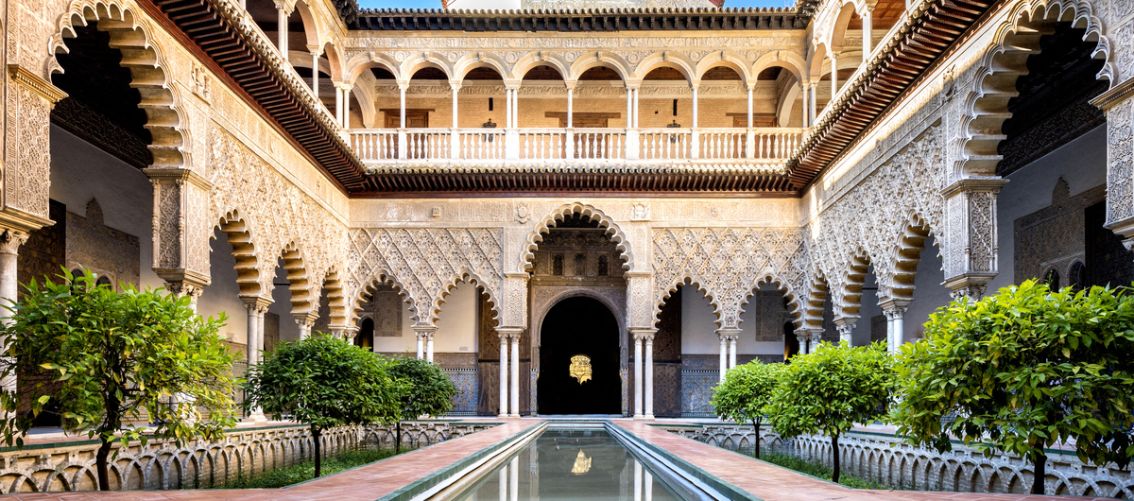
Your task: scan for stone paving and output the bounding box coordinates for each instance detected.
[9,418,1113,500]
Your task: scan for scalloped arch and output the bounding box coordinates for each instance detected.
[276,241,314,315]
[520,203,632,273]
[430,271,501,328]
[350,271,420,327]
[956,0,1114,178]
[738,273,805,330]
[653,276,724,330]
[50,0,190,170]
[214,210,262,297]
[887,214,939,303]
[801,271,831,330]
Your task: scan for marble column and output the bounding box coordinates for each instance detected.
[796,333,811,355]
[809,83,817,123]
[728,336,737,369]
[498,331,509,417]
[633,332,643,418]
[309,47,322,97]
[801,83,810,127]
[861,9,873,61]
[644,332,655,419]
[510,332,520,417]
[294,312,317,339]
[718,335,728,382]
[880,299,909,354]
[242,296,272,421]
[0,230,27,399]
[829,54,838,97]
[834,317,856,345]
[690,84,700,158]
[275,2,289,57]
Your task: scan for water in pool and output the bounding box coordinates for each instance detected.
[454,429,681,500]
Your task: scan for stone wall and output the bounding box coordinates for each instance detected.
[0,420,496,494]
[664,423,1134,497]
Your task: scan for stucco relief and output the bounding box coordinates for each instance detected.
[346,227,503,328]
[652,227,810,331]
[207,125,348,310]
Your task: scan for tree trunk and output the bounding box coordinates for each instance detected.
[751,418,761,458]
[831,433,841,484]
[312,427,323,478]
[1031,451,1047,495]
[95,438,113,491]
[395,421,402,454]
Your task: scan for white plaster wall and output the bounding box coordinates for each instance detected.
[197,229,248,345]
[987,126,1107,292]
[49,126,162,289]
[680,288,718,354]
[435,282,479,353]
[373,301,425,355]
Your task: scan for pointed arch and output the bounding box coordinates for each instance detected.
[50,0,190,170]
[351,271,420,327]
[521,203,632,272]
[653,276,723,330]
[956,0,1113,178]
[214,210,262,297]
[431,271,501,328]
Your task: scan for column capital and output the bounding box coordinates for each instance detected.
[945,278,989,301]
[333,81,353,92]
[165,279,207,299]
[503,80,522,91]
[412,324,438,336]
[833,316,857,333]
[563,79,579,91]
[448,80,463,92]
[715,327,742,340]
[306,44,323,57]
[630,327,657,341]
[497,326,524,339]
[273,0,295,15]
[293,311,319,328]
[624,79,642,91]
[878,298,910,317]
[240,295,273,314]
[396,80,410,91]
[0,229,29,255]
[941,176,1008,197]
[794,326,823,339]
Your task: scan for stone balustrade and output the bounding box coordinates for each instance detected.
[0,420,496,494]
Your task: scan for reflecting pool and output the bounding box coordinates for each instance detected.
[453,429,681,500]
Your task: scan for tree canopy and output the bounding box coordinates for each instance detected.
[893,280,1134,494]
[388,357,456,452]
[244,334,403,477]
[0,270,238,490]
[766,341,893,482]
[711,360,783,457]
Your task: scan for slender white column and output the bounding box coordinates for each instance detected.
[343,85,352,128]
[801,83,810,127]
[691,86,699,128]
[276,6,289,57]
[450,82,461,159]
[399,85,407,128]
[334,85,344,126]
[566,86,574,127]
[245,306,259,367]
[809,83,817,122]
[728,336,737,369]
[451,84,460,128]
[427,334,435,363]
[0,231,25,328]
[633,334,643,417]
[691,84,700,158]
[861,10,873,61]
[498,465,507,501]
[830,54,838,97]
[625,88,633,128]
[645,470,654,501]
[632,88,640,128]
[416,333,424,359]
[310,50,321,97]
[796,333,810,355]
[498,333,509,417]
[746,85,754,128]
[718,335,727,382]
[881,300,908,354]
[509,333,520,417]
[644,335,654,418]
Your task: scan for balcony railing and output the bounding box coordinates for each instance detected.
[349,127,806,165]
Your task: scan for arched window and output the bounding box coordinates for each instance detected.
[1068,261,1085,290]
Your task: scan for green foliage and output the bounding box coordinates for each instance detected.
[0,270,238,489]
[766,341,893,482]
[893,280,1134,488]
[243,334,403,477]
[389,357,456,419]
[712,361,782,425]
[767,341,893,439]
[711,361,783,457]
[758,452,886,489]
[245,334,403,429]
[223,447,397,488]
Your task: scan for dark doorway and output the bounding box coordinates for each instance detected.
[537,297,621,414]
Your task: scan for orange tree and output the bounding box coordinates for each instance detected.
[893,280,1134,494]
[711,360,783,458]
[0,270,237,490]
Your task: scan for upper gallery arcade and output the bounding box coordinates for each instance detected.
[2,0,1132,418]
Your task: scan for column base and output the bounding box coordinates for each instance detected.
[243,410,268,423]
[633,414,648,420]
[643,414,655,420]
[509,413,520,418]
[498,413,510,418]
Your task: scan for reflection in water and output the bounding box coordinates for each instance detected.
[455,430,678,500]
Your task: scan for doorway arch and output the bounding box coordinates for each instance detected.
[537,296,621,414]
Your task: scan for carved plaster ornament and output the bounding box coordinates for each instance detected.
[632,202,650,221]
[515,204,530,224]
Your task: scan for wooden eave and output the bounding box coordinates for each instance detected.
[144,0,375,193]
[352,7,805,31]
[787,0,997,191]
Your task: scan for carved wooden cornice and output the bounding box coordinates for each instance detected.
[786,0,996,191]
[143,0,374,192]
[352,7,804,31]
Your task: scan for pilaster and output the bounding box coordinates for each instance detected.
[1092,78,1134,249]
[4,65,66,226]
[941,176,1007,299]
[145,167,214,293]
